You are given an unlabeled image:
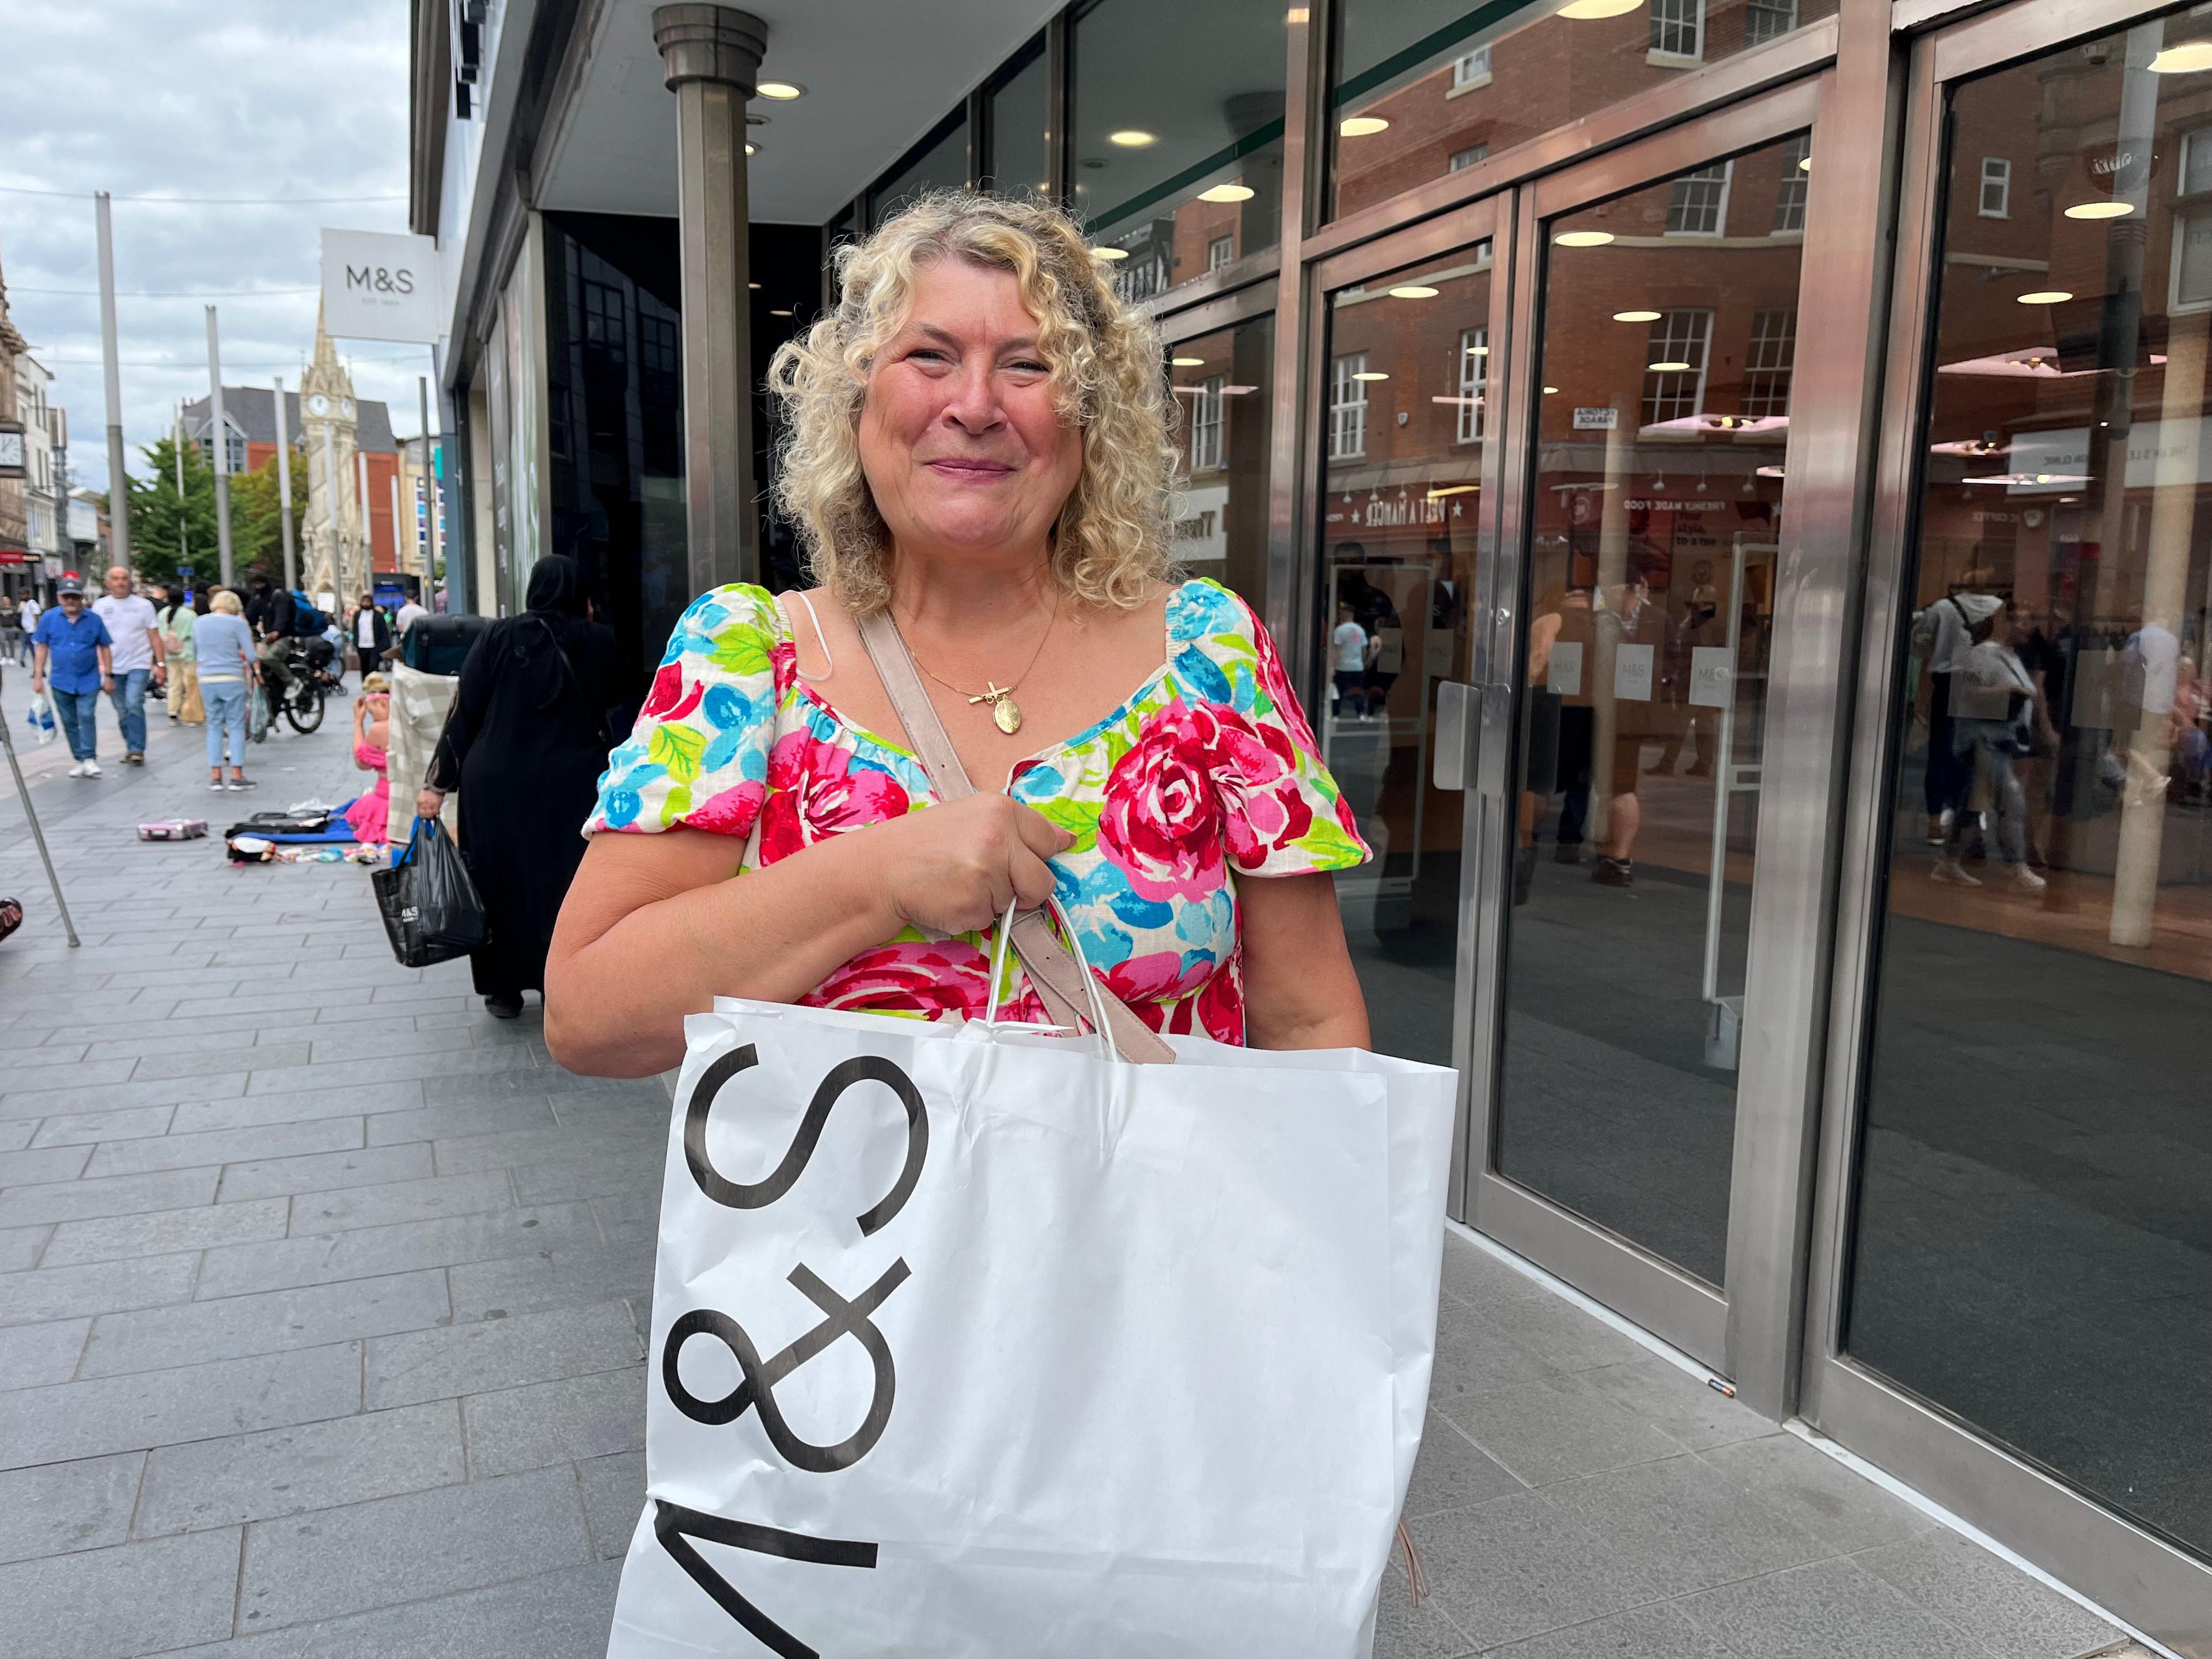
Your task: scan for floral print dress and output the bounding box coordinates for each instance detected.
[585,578,1369,1044]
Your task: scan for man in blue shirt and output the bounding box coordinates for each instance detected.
[31,576,115,777]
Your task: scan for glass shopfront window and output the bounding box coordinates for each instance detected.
[873,113,969,228]
[1166,315,1273,606]
[1495,132,1809,1286]
[1319,243,1493,1066]
[1845,15,2212,1564]
[1329,0,1834,221]
[1070,0,1286,302]
[983,36,1052,204]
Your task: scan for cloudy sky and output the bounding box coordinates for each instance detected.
[0,0,425,497]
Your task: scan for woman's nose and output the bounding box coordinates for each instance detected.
[941,363,1002,432]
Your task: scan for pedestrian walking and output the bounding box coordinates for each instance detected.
[159,585,204,726]
[92,566,165,766]
[0,593,18,665]
[16,593,40,665]
[416,555,615,1020]
[395,590,429,640]
[29,575,113,777]
[349,593,391,681]
[194,589,259,792]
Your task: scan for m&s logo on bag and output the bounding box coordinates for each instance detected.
[653,1044,929,1654]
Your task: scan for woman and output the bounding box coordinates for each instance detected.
[346,672,392,844]
[159,585,203,726]
[546,191,1370,1078]
[418,554,615,1020]
[194,589,258,791]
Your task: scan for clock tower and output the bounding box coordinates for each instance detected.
[298,305,361,602]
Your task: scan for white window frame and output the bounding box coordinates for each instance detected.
[1743,0,1797,44]
[1456,328,1488,444]
[2170,131,2212,313]
[1641,310,1714,426]
[1329,352,1369,460]
[1449,44,1492,92]
[1773,134,1810,234]
[1665,161,1733,237]
[1190,374,1226,471]
[1649,0,1705,62]
[1741,307,1797,419]
[1449,144,1489,173]
[1207,234,1236,272]
[1979,157,2012,219]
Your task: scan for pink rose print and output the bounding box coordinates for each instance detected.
[759,732,911,864]
[1195,952,1244,1043]
[685,778,767,838]
[1248,604,1325,757]
[1101,700,1323,896]
[1101,950,1217,1032]
[806,940,989,1020]
[641,660,703,724]
[769,638,797,694]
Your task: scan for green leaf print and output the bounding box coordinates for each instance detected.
[709,623,772,677]
[1035,794,1099,853]
[649,722,706,782]
[657,784,694,827]
[1298,813,1366,867]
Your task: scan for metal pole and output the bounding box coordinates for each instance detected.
[203,307,234,586]
[0,669,81,948]
[418,376,435,589]
[172,404,188,577]
[271,376,296,591]
[389,469,403,579]
[355,448,372,598]
[94,191,130,567]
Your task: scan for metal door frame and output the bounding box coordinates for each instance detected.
[1800,0,2212,1649]
[1467,74,1828,1377]
[1304,192,1509,1224]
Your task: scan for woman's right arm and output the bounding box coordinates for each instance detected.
[546,792,1070,1078]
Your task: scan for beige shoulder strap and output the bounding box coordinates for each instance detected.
[853,607,1174,1065]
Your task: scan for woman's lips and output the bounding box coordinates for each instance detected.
[923,458,1014,482]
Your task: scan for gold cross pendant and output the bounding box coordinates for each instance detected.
[969,682,1024,735]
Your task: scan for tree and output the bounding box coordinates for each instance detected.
[230,450,308,581]
[123,438,217,589]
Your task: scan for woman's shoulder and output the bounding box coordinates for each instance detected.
[1164,575,1272,660]
[666,584,790,663]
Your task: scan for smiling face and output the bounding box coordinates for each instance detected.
[857,257,1084,571]
[104,567,131,600]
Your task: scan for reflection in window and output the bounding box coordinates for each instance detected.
[1456,327,1488,443]
[1642,310,1713,425]
[1450,144,1488,172]
[1651,0,1706,59]
[1452,45,1491,88]
[1208,234,1236,272]
[1774,135,1810,233]
[2175,130,2212,310]
[1978,156,2012,219]
[1741,308,1796,418]
[983,39,1051,204]
[1330,353,1370,459]
[1667,162,1733,236]
[1745,0,1797,43]
[873,115,968,228]
[1189,375,1225,471]
[1166,314,1272,604]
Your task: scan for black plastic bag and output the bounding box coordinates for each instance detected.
[373,817,489,968]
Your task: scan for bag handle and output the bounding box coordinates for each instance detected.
[852,607,1174,1066]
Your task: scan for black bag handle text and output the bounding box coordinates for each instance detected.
[653,1498,875,1659]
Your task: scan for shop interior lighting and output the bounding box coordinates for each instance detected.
[1756,464,1786,478]
[1339,116,1391,138]
[1090,245,1129,260]
[1648,359,1694,372]
[755,80,806,100]
[2149,40,2212,73]
[1465,342,1490,354]
[2016,289,2073,304]
[1170,356,1205,366]
[1351,370,1391,381]
[2064,200,2133,219]
[1544,385,1559,394]
[1555,230,1615,248]
[1798,154,1812,172]
[1196,183,1255,203]
[1427,484,1479,498]
[745,142,759,156]
[1109,129,1157,147]
[1558,0,1645,17]
[1613,309,1661,322]
[1388,284,1440,299]
[770,308,793,317]
[748,282,761,290]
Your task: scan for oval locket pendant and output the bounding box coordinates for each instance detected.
[993,696,1023,736]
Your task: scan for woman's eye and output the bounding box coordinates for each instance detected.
[909,347,948,363]
[1009,359,1050,375]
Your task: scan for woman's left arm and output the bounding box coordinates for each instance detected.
[1238,871,1370,1050]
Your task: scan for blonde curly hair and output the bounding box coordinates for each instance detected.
[767,190,1179,616]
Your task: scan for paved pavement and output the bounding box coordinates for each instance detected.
[0,683,2143,1657]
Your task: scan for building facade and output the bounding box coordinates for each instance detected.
[416,2,2212,1646]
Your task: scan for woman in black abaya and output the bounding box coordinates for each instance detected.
[418,555,617,1019]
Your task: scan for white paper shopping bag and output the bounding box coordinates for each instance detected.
[606,998,1456,1659]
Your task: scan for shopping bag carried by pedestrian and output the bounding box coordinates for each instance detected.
[605,611,1457,1658]
[23,690,55,747]
[371,816,489,968]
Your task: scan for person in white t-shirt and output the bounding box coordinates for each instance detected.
[395,594,429,640]
[1330,605,1370,718]
[13,595,37,665]
[90,567,165,764]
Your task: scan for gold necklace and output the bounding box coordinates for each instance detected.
[901,594,1058,736]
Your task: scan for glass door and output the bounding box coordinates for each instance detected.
[1467,86,1821,1370]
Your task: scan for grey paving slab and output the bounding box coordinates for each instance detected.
[1672,1554,1985,1659]
[365,1097,560,1147]
[134,1040,313,1080]
[137,1400,467,1537]
[1404,1490,1660,1652]
[237,1462,592,1633]
[1471,1286,1653,1376]
[0,1059,138,1094]
[1537,1450,1836,1599]
[243,1046,537,1101]
[26,1103,177,1146]
[216,1140,434,1202]
[446,1237,657,1322]
[510,1147,667,1206]
[430,1120,658,1177]
[0,1119,32,1152]
[1479,1599,1739,1658]
[1698,1432,1942,1557]
[0,1452,144,1563]
[1577,1354,1777,1453]
[82,1113,362,1179]
[0,1251,200,1327]
[463,1363,647,1478]
[0,1341,362,1467]
[40,1196,293,1268]
[308,1024,481,1065]
[0,1070,251,1120]
[1402,1411,1528,1521]
[0,1525,241,1659]
[0,1143,93,1185]
[80,1267,450,1378]
[290,1168,516,1233]
[172,1082,421,1134]
[1856,1529,2127,1658]
[366,1298,643,1408]
[0,1220,50,1271]
[0,1165,220,1228]
[1373,1566,1478,1659]
[162,1556,622,1659]
[1435,1369,1686,1488]
[198,1201,601,1298]
[577,1449,646,1560]
[0,1317,90,1389]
